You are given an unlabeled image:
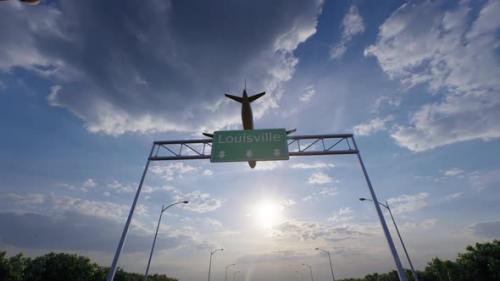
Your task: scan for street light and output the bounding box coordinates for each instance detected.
[302,264,314,281]
[315,248,336,281]
[225,263,236,281]
[360,198,419,281]
[144,200,188,281]
[207,248,224,281]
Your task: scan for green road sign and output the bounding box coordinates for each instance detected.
[211,128,289,162]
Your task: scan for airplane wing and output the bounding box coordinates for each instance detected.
[248,92,265,103]
[225,94,243,103]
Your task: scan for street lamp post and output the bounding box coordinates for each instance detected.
[225,263,236,281]
[360,198,419,281]
[207,248,224,281]
[302,264,314,281]
[315,248,336,281]
[144,200,189,281]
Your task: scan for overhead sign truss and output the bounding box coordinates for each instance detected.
[150,133,358,161]
[108,132,408,281]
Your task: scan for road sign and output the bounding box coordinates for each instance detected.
[211,128,289,162]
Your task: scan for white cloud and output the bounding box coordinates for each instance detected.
[173,191,223,213]
[445,192,463,200]
[387,192,429,214]
[7,193,131,222]
[302,187,338,202]
[279,199,296,207]
[272,219,371,242]
[402,218,437,230]
[107,180,134,194]
[307,171,332,185]
[366,0,500,151]
[150,163,197,181]
[0,1,323,136]
[330,5,365,59]
[82,178,96,190]
[468,169,500,191]
[203,169,213,176]
[299,85,316,102]
[443,168,464,177]
[353,115,394,136]
[291,161,334,169]
[254,161,283,171]
[329,207,354,223]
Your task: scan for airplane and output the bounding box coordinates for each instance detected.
[0,0,40,5]
[203,88,296,169]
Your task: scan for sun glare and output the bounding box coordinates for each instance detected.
[252,199,284,228]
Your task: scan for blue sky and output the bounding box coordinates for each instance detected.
[1,0,500,280]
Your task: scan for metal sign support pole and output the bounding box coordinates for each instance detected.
[351,136,407,281]
[107,144,155,281]
[386,202,419,281]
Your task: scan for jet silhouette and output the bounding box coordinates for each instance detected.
[204,88,295,169]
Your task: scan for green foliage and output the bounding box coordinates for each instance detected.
[1,240,500,281]
[0,251,177,281]
[336,240,500,281]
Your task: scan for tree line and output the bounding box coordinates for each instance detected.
[339,240,500,281]
[1,240,499,281]
[0,251,177,281]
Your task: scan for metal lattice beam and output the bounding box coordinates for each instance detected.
[149,133,357,161]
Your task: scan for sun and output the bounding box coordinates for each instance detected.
[252,199,284,228]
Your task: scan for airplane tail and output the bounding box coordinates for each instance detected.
[225,92,266,103]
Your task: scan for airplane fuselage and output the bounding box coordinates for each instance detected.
[241,92,254,130]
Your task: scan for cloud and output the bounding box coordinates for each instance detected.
[330,5,365,59]
[444,192,463,201]
[291,161,334,169]
[468,169,500,190]
[106,180,135,194]
[82,178,97,190]
[299,85,316,102]
[0,0,323,135]
[0,211,193,253]
[402,218,437,230]
[365,0,500,151]
[307,171,332,185]
[387,192,429,214]
[353,115,394,136]
[254,161,284,171]
[0,192,209,253]
[470,221,500,239]
[302,187,338,202]
[272,219,370,242]
[173,191,223,213]
[150,163,198,181]
[329,207,354,223]
[203,169,213,176]
[443,168,465,177]
[6,192,131,222]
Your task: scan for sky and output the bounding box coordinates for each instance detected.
[1,0,500,280]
